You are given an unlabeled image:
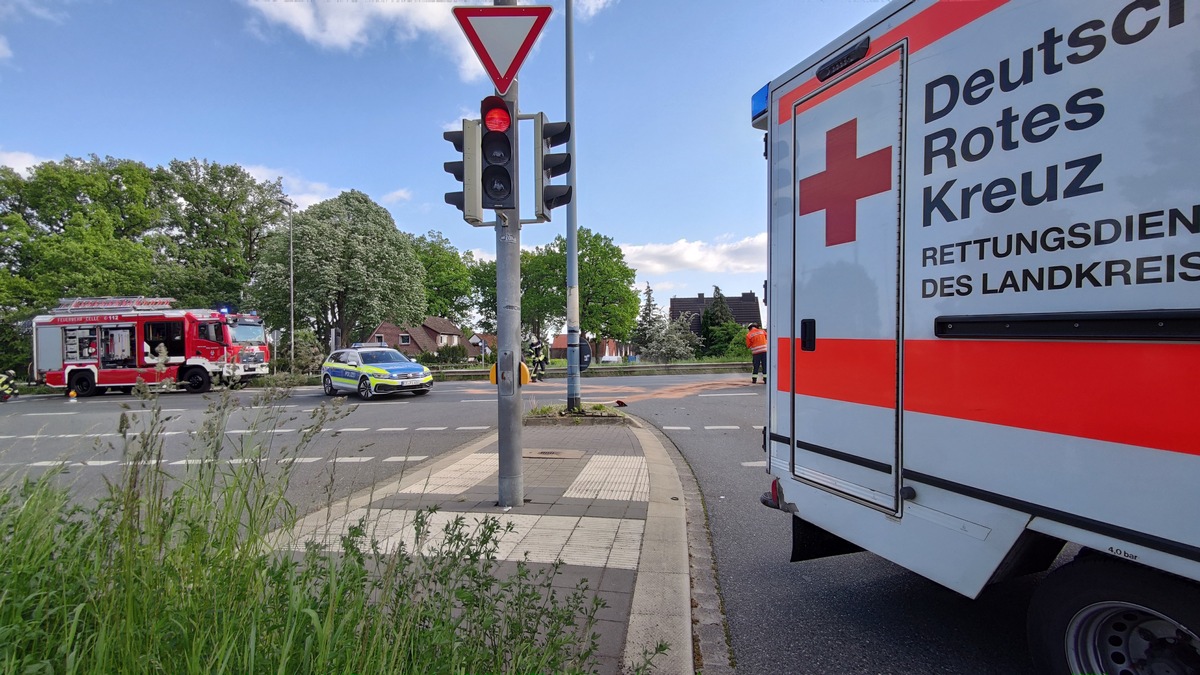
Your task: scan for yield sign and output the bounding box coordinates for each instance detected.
[453,5,552,95]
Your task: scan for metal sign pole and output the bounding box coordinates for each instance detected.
[564,0,582,411]
[494,0,523,508]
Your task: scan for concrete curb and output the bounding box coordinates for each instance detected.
[623,419,695,674]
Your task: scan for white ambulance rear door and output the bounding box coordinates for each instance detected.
[771,3,917,516]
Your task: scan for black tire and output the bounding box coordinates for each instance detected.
[357,377,374,400]
[69,371,97,398]
[411,389,429,396]
[323,375,337,396]
[1028,554,1200,675]
[182,368,212,394]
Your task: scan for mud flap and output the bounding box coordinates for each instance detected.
[791,515,864,563]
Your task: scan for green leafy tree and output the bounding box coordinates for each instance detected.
[249,190,425,348]
[148,159,285,309]
[0,158,160,373]
[699,286,736,357]
[521,245,566,339]
[412,230,474,325]
[468,258,498,334]
[630,283,665,356]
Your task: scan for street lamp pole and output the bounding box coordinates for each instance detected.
[277,197,296,372]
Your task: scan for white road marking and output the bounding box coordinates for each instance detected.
[30,461,70,467]
[84,460,118,466]
[704,426,739,430]
[24,412,78,416]
[337,427,369,432]
[378,427,409,431]
[460,399,495,403]
[332,456,374,463]
[278,457,321,464]
[456,426,489,430]
[741,461,768,467]
[662,426,691,430]
[416,426,447,431]
[383,455,428,462]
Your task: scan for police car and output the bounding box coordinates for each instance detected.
[320,345,433,399]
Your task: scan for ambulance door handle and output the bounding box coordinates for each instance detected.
[800,319,816,352]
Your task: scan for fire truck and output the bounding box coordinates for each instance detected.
[752,0,1199,672]
[31,297,271,396]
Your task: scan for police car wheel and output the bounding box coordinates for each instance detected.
[357,377,374,400]
[323,375,337,396]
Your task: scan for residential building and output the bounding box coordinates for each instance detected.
[366,317,463,358]
[668,291,763,336]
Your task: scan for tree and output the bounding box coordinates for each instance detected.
[468,258,498,334]
[412,231,474,325]
[148,159,285,309]
[641,311,702,363]
[520,245,566,339]
[249,190,425,348]
[0,158,160,373]
[700,286,736,356]
[630,283,665,356]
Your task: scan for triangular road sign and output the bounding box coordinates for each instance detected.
[453,5,552,95]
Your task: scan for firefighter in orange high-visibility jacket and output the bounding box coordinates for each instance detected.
[745,323,768,384]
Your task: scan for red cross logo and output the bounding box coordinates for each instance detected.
[798,118,892,247]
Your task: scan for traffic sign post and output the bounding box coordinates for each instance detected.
[450,2,556,508]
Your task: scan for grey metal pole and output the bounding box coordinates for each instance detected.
[288,204,295,372]
[277,196,297,373]
[564,0,582,411]
[495,0,523,508]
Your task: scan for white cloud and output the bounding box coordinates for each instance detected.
[468,247,496,263]
[0,0,69,61]
[381,188,413,204]
[576,0,617,20]
[0,147,51,175]
[243,164,342,209]
[621,233,767,276]
[239,0,618,84]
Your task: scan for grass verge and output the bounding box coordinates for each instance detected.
[0,384,664,674]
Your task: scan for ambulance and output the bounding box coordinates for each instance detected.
[31,297,271,395]
[751,1,1199,672]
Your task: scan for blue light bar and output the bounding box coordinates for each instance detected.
[751,83,769,124]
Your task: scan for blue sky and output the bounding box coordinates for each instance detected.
[0,0,881,320]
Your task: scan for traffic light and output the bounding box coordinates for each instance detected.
[444,119,482,225]
[533,113,572,221]
[480,95,517,210]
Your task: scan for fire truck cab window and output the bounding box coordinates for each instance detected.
[144,321,185,360]
[198,322,223,343]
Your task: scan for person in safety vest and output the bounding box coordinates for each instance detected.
[526,336,547,382]
[745,323,768,384]
[0,369,18,402]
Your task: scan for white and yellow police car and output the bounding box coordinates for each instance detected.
[320,345,433,400]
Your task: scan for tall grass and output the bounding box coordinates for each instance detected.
[0,384,624,674]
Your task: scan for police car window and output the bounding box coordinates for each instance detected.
[362,349,408,365]
[328,351,345,364]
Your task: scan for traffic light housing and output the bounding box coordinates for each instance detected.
[533,113,572,221]
[444,120,482,225]
[480,95,517,210]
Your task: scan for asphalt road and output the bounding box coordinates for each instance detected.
[624,376,1041,675]
[2,374,1043,673]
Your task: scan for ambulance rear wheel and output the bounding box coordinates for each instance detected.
[69,371,97,398]
[182,368,212,394]
[1028,555,1200,675]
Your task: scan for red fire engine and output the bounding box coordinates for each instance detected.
[31,297,271,396]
